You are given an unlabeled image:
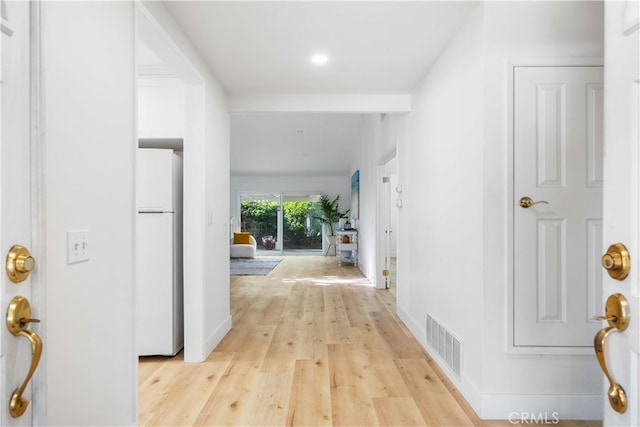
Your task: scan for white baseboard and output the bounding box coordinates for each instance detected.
[185,315,232,363]
[479,394,602,420]
[395,304,603,421]
[396,304,426,347]
[206,314,232,356]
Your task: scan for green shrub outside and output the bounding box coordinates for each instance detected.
[240,200,323,249]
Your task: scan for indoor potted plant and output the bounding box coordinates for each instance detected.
[314,194,349,254]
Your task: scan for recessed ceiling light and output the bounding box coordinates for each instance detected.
[311,54,328,65]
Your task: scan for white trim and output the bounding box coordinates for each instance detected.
[205,315,232,359]
[182,82,207,363]
[396,304,426,346]
[376,164,389,290]
[378,147,397,167]
[479,394,602,421]
[30,0,46,423]
[506,58,604,355]
[137,64,175,77]
[623,0,640,35]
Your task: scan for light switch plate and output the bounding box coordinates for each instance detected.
[67,229,89,264]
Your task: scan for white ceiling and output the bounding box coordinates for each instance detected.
[155,1,479,175]
[231,113,364,176]
[164,1,478,94]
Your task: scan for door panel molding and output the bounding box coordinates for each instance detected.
[535,83,566,188]
[536,218,566,323]
[586,83,604,187]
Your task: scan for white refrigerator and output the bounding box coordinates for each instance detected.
[136,148,184,356]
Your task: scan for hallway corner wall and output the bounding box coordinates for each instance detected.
[398,1,486,412]
[397,0,606,420]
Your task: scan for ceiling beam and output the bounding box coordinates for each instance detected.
[228,94,411,113]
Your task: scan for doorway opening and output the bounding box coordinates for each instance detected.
[377,155,399,293]
[135,2,207,364]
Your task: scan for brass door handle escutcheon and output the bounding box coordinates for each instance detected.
[594,293,630,413]
[519,196,549,208]
[6,296,42,418]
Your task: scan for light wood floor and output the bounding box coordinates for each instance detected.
[139,256,601,427]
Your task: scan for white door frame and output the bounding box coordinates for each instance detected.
[600,2,640,423]
[506,57,604,355]
[1,1,48,423]
[29,1,46,422]
[376,150,397,290]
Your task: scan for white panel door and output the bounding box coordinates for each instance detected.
[514,66,603,347]
[1,1,40,425]
[600,1,640,424]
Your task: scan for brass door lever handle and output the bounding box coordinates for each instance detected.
[595,326,627,413]
[594,293,630,413]
[519,196,549,208]
[6,296,42,418]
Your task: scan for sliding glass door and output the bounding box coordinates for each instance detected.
[239,193,282,255]
[282,194,323,254]
[238,192,324,256]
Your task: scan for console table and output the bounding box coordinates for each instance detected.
[335,230,358,266]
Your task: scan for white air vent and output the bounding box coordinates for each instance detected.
[426,315,462,379]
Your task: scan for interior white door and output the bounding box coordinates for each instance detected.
[376,164,391,289]
[1,1,40,425]
[382,159,399,293]
[514,65,604,347]
[599,1,640,424]
[383,171,391,289]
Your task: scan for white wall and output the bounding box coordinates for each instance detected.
[398,2,485,408]
[141,2,231,363]
[396,1,605,420]
[352,116,381,282]
[42,2,137,425]
[137,77,184,139]
[480,0,604,415]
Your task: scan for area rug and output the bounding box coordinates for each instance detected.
[230,257,283,276]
